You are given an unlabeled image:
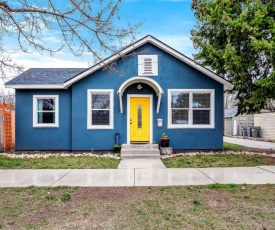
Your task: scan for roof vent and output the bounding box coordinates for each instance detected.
[138,55,158,76]
[143,58,153,74]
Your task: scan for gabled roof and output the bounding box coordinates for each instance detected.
[224,107,238,118]
[225,107,272,118]
[5,35,233,90]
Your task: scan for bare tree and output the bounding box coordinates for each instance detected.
[224,92,237,109]
[265,99,275,112]
[0,0,141,79]
[0,88,14,105]
[224,92,275,112]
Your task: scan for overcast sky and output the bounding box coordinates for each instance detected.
[3,0,196,84]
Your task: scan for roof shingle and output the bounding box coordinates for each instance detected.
[5,68,87,85]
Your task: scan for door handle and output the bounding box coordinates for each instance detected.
[130,119,132,124]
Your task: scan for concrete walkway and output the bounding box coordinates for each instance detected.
[224,136,275,150]
[1,166,275,187]
[118,158,166,169]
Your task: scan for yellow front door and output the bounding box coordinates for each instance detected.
[130,97,150,142]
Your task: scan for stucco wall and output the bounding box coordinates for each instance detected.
[15,89,72,150]
[70,43,224,150]
[14,43,224,150]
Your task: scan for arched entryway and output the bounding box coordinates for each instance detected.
[117,77,164,143]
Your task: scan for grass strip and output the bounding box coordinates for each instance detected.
[0,156,120,169]
[163,154,275,168]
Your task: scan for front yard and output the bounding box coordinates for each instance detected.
[0,156,120,169]
[162,154,275,168]
[0,185,275,229]
[0,143,274,169]
[1,153,275,169]
[1,143,274,229]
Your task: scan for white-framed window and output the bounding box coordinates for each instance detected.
[168,89,215,129]
[138,55,158,76]
[33,95,59,128]
[87,89,114,129]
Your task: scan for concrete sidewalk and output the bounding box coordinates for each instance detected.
[1,166,275,187]
[224,136,275,150]
[118,158,166,169]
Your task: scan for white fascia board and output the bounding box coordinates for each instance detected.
[5,84,64,89]
[63,37,151,88]
[24,35,232,90]
[147,38,233,90]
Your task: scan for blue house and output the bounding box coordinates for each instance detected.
[5,35,232,151]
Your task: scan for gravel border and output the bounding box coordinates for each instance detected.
[1,150,275,160]
[0,152,121,160]
[161,150,275,159]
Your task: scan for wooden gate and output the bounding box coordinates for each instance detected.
[0,104,15,152]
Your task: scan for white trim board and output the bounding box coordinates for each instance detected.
[167,89,215,129]
[64,36,232,89]
[6,84,64,89]
[117,76,163,113]
[6,36,233,90]
[127,94,153,144]
[33,95,59,128]
[87,89,114,130]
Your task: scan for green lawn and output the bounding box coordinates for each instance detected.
[0,156,120,169]
[0,185,275,229]
[163,154,275,168]
[0,142,273,169]
[223,142,245,151]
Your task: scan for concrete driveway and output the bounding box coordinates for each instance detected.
[224,136,275,150]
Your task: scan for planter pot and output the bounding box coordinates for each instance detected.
[114,146,121,153]
[160,138,170,147]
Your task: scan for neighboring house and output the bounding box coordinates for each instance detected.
[224,107,254,136]
[224,107,274,141]
[5,35,232,151]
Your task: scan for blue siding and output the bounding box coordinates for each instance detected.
[15,89,72,150]
[15,42,224,150]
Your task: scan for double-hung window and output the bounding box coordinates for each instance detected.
[168,89,214,128]
[33,95,59,127]
[87,90,114,129]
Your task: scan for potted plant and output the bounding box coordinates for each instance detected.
[160,132,170,147]
[114,144,121,153]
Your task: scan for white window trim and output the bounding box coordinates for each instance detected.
[87,89,114,129]
[127,94,153,144]
[168,89,215,129]
[33,95,59,128]
[138,55,158,76]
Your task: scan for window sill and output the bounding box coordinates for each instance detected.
[33,124,59,128]
[138,74,158,77]
[168,124,215,129]
[87,125,114,130]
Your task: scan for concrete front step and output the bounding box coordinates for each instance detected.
[121,154,160,159]
[121,144,161,159]
[121,144,159,150]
